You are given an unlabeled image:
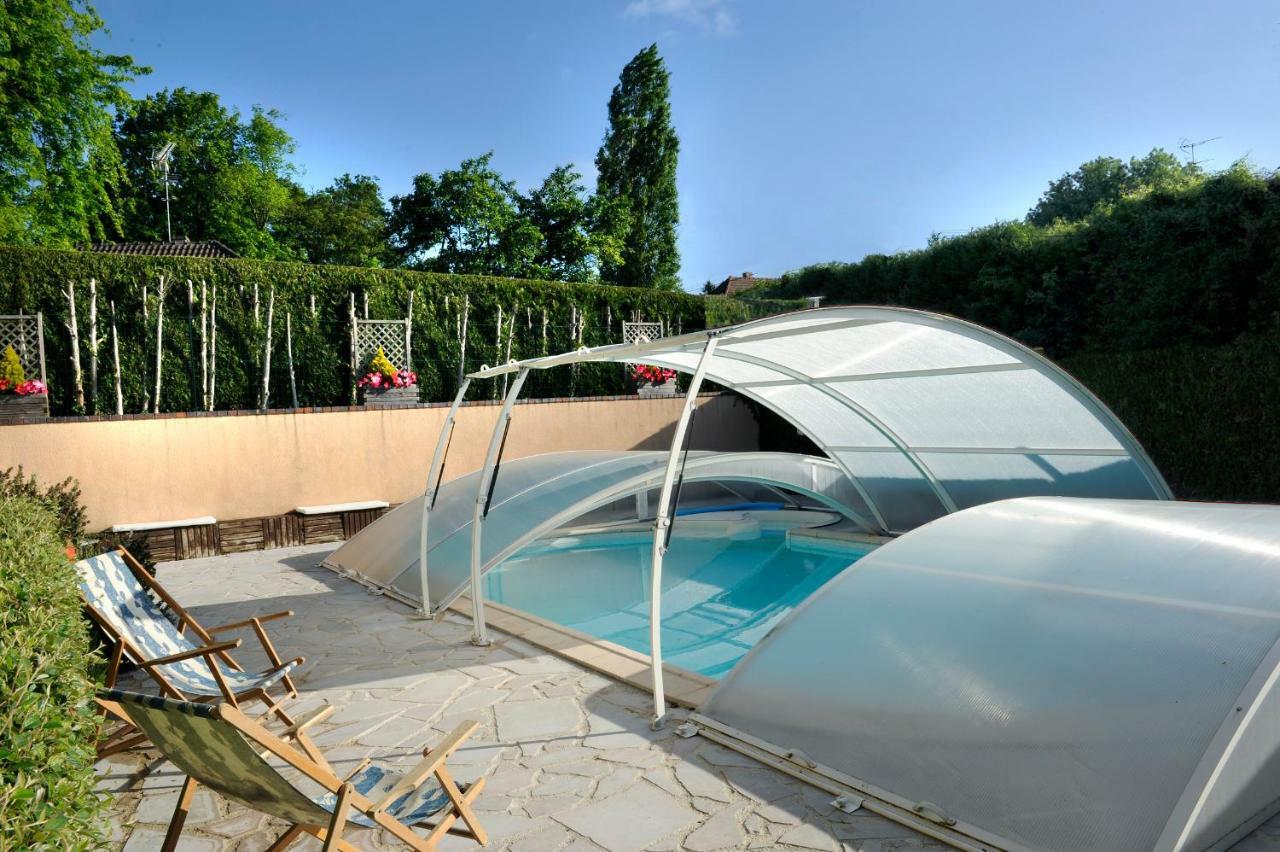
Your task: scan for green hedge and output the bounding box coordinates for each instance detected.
[759,166,1280,358]
[1064,332,1280,503]
[0,246,706,415]
[0,495,104,849]
[704,295,809,328]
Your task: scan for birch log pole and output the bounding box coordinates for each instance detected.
[141,283,150,413]
[286,311,298,409]
[153,275,168,413]
[186,279,197,408]
[63,280,84,411]
[456,295,470,389]
[348,291,357,404]
[495,304,504,399]
[199,280,208,410]
[109,300,123,415]
[259,287,274,410]
[88,278,99,414]
[208,285,217,411]
[405,289,414,371]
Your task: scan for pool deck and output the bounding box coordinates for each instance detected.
[100,544,947,851]
[99,544,1280,852]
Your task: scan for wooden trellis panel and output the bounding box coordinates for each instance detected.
[353,319,410,372]
[622,320,664,345]
[0,314,47,380]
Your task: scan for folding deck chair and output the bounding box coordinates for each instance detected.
[98,689,488,851]
[76,549,304,757]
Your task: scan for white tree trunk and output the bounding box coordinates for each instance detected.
[456,295,470,390]
[405,289,414,371]
[153,275,168,413]
[208,285,218,411]
[495,305,505,398]
[259,287,274,410]
[199,280,208,410]
[141,283,150,413]
[286,311,298,409]
[88,278,99,414]
[348,291,357,404]
[110,300,123,415]
[64,280,84,411]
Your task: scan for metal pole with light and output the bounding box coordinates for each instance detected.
[151,141,176,241]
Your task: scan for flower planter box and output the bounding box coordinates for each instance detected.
[637,380,678,398]
[362,386,418,407]
[0,392,49,424]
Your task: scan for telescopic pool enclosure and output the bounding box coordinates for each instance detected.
[324,307,1280,850]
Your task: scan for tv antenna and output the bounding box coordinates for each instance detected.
[1179,136,1221,167]
[150,141,176,241]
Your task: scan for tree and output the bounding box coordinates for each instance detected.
[1028,149,1201,226]
[594,44,681,290]
[519,165,598,282]
[388,153,541,276]
[278,174,390,267]
[113,88,299,257]
[0,0,146,246]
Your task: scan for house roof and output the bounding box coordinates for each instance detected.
[86,239,239,258]
[709,272,774,296]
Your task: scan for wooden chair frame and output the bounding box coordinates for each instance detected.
[85,548,304,757]
[98,695,489,852]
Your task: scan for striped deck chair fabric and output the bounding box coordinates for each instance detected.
[101,689,486,850]
[76,551,297,696]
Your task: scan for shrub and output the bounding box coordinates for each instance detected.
[0,495,104,849]
[0,468,87,553]
[0,346,23,386]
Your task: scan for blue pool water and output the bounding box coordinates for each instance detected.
[484,525,873,678]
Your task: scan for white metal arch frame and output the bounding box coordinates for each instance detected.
[446,306,1171,723]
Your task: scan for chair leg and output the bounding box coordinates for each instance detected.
[437,767,488,846]
[300,825,361,852]
[161,776,199,852]
[265,824,305,851]
[322,783,353,851]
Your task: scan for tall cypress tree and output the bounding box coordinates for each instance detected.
[594,44,681,290]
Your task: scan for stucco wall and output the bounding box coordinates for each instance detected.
[0,394,758,530]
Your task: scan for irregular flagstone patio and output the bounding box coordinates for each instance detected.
[99,546,1280,852]
[99,544,948,852]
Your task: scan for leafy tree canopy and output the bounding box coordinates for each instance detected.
[278,173,390,267]
[1027,148,1201,226]
[520,164,623,283]
[113,88,299,258]
[595,44,681,290]
[0,0,146,247]
[388,152,542,276]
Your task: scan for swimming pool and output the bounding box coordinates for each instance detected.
[483,516,874,678]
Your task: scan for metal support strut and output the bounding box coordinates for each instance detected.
[416,379,470,617]
[649,335,718,727]
[469,368,529,645]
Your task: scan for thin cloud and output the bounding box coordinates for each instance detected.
[623,0,738,36]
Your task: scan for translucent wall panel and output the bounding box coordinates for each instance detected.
[325,451,874,610]
[829,450,948,532]
[917,452,1156,509]
[703,498,1280,851]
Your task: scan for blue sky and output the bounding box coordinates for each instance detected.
[92,0,1280,291]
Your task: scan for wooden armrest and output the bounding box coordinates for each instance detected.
[370,720,478,813]
[283,704,335,738]
[207,610,294,635]
[138,639,242,668]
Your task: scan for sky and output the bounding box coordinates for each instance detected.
[91,0,1280,292]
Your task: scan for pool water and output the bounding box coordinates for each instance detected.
[484,523,872,678]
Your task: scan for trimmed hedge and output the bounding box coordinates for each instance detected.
[705,295,809,328]
[1064,332,1280,503]
[0,495,104,849]
[0,246,707,415]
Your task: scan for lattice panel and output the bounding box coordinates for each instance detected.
[622,321,664,345]
[354,319,409,371]
[0,314,44,381]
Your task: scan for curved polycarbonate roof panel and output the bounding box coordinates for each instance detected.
[469,307,1172,533]
[323,450,873,612]
[701,498,1280,852]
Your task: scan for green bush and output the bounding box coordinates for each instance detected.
[761,164,1280,358]
[0,246,707,415]
[0,495,104,849]
[1064,332,1280,502]
[0,468,87,551]
[704,295,808,328]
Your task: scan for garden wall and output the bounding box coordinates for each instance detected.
[0,393,758,531]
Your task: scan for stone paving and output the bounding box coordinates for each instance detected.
[98,544,1280,851]
[100,544,949,851]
